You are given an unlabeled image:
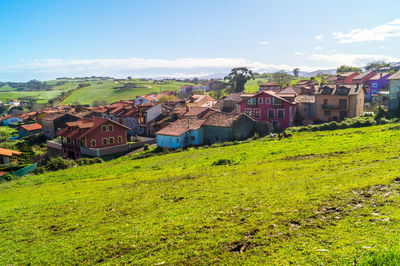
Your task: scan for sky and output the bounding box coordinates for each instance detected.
[1,0,400,81]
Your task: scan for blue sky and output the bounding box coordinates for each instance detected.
[1,0,400,81]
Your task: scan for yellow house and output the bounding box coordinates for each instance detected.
[314,84,364,122]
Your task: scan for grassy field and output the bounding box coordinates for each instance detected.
[1,124,400,264]
[62,79,193,105]
[0,81,81,104]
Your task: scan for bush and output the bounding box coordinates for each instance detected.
[212,159,237,166]
[143,144,150,151]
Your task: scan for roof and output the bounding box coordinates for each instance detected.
[370,73,391,80]
[0,148,21,157]
[156,118,205,136]
[338,72,358,77]
[389,71,400,80]
[353,71,375,80]
[203,112,247,127]
[58,117,129,140]
[183,107,215,118]
[41,113,66,121]
[223,93,243,103]
[295,95,315,103]
[278,86,299,95]
[240,90,295,104]
[315,84,363,96]
[20,123,42,131]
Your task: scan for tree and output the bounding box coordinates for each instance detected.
[272,71,292,88]
[127,76,132,80]
[365,61,390,71]
[293,68,300,77]
[336,65,361,74]
[224,67,254,93]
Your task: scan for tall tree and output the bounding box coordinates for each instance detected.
[293,68,300,77]
[272,71,292,88]
[365,61,390,71]
[336,65,361,74]
[224,67,254,92]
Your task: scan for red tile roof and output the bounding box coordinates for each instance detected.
[20,123,42,131]
[0,148,21,157]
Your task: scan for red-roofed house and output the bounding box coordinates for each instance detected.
[335,72,360,85]
[57,117,129,159]
[239,90,296,130]
[18,123,42,137]
[0,148,21,164]
[259,82,281,91]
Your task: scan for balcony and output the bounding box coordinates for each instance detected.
[321,104,347,110]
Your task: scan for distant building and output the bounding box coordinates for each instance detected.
[18,123,42,138]
[0,148,21,164]
[156,112,256,149]
[389,71,400,111]
[57,117,129,159]
[335,72,359,85]
[369,73,391,101]
[1,115,23,126]
[259,82,281,91]
[40,113,81,139]
[315,84,365,122]
[186,94,215,108]
[8,99,21,107]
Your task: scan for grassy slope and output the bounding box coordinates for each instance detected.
[0,81,80,104]
[62,80,194,105]
[1,124,400,264]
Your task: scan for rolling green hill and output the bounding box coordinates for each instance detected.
[1,124,400,264]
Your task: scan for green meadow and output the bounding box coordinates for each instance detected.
[1,124,400,264]
[62,79,194,105]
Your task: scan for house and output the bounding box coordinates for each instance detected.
[239,90,296,130]
[259,82,281,91]
[369,73,391,101]
[389,71,400,111]
[134,95,158,105]
[315,84,365,122]
[57,117,129,159]
[352,71,376,96]
[186,94,215,108]
[18,123,42,138]
[8,99,21,106]
[40,113,81,139]
[180,85,207,94]
[322,75,338,85]
[156,112,256,149]
[335,72,359,85]
[220,93,243,113]
[295,95,316,125]
[295,79,319,87]
[19,112,37,123]
[1,115,23,126]
[0,148,21,164]
[136,102,163,136]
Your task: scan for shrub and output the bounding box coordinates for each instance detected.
[212,159,237,166]
[143,144,150,151]
[46,157,74,171]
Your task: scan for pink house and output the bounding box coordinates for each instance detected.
[239,91,296,130]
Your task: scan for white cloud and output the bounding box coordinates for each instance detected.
[258,41,269,45]
[315,35,324,40]
[333,18,400,43]
[309,53,399,66]
[294,52,305,55]
[314,46,324,50]
[0,57,330,79]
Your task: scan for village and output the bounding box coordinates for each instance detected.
[1,68,400,174]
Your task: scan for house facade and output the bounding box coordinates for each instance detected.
[40,113,81,139]
[389,71,400,112]
[1,115,23,126]
[156,112,256,149]
[57,117,129,159]
[369,73,391,101]
[239,91,296,130]
[315,85,364,122]
[335,72,359,85]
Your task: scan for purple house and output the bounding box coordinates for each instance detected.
[369,73,391,101]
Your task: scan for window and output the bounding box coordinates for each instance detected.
[118,135,122,143]
[247,98,256,106]
[108,124,114,132]
[245,109,252,116]
[372,83,377,88]
[324,110,331,116]
[191,136,195,140]
[268,109,275,118]
[339,99,347,108]
[272,98,281,105]
[109,137,114,144]
[101,125,107,132]
[176,137,179,143]
[266,98,271,104]
[102,138,108,145]
[91,139,96,147]
[254,109,261,118]
[258,98,263,104]
[277,109,284,119]
[323,99,328,105]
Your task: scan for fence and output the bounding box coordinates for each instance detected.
[9,163,37,177]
